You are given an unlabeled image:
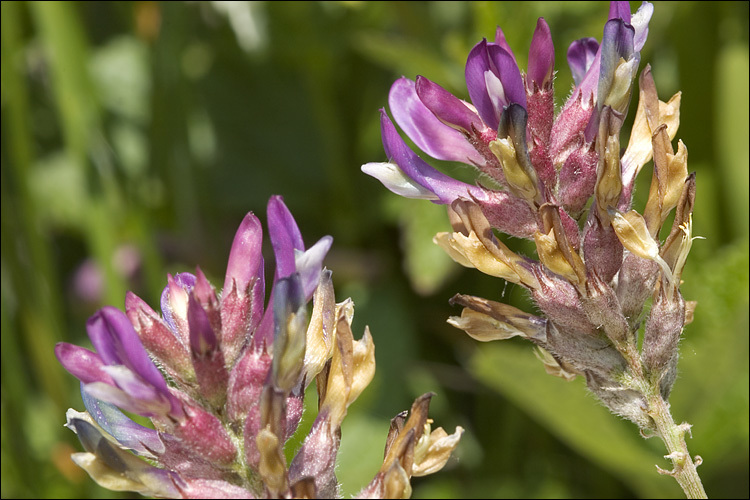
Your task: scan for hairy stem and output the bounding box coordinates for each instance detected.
[646,390,707,499]
[617,341,706,498]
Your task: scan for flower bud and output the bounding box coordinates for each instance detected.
[642,289,685,383]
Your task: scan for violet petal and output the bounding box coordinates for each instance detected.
[388,76,484,165]
[55,343,115,386]
[567,38,599,87]
[380,110,482,204]
[267,195,305,282]
[81,386,165,455]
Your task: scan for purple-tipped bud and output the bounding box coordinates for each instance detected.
[223,212,263,297]
[642,290,685,382]
[493,25,517,64]
[188,293,217,357]
[161,272,196,346]
[558,145,599,217]
[188,292,228,408]
[194,267,221,335]
[173,402,238,466]
[582,213,623,283]
[221,214,265,363]
[289,416,339,498]
[527,18,555,89]
[126,291,194,385]
[609,0,632,24]
[581,271,630,345]
[465,39,526,130]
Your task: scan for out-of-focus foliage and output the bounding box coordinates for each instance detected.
[1,2,747,498]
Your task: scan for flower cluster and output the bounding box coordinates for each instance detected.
[56,196,462,499]
[363,1,698,433]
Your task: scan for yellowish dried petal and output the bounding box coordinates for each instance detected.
[347,326,376,406]
[275,308,307,392]
[447,308,527,342]
[412,423,464,477]
[70,453,152,495]
[304,273,336,383]
[534,347,578,381]
[256,426,287,496]
[451,231,522,283]
[595,131,623,220]
[534,229,582,284]
[433,232,474,268]
[490,137,539,202]
[611,210,674,287]
[320,304,376,428]
[685,300,697,325]
[622,64,681,187]
[383,462,412,499]
[660,140,689,222]
[448,294,547,342]
[611,210,660,261]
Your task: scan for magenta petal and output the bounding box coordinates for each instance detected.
[414,76,484,134]
[527,18,554,88]
[223,212,263,297]
[381,110,481,205]
[567,38,599,87]
[389,77,483,165]
[55,343,115,385]
[267,195,305,282]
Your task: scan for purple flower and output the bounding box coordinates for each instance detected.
[57,195,462,498]
[363,0,699,434]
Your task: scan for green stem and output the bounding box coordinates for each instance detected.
[646,389,707,499]
[614,332,706,498]
[618,343,707,498]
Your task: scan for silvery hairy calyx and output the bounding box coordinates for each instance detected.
[55,195,462,499]
[362,1,706,498]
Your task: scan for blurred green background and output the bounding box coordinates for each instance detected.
[1,1,747,498]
